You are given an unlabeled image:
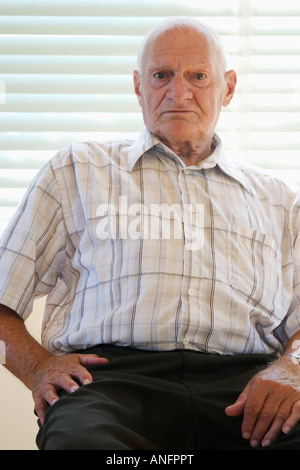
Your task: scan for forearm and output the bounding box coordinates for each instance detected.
[0,304,52,390]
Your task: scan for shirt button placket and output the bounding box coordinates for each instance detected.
[178,167,198,349]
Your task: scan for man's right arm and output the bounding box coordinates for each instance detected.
[0,304,108,424]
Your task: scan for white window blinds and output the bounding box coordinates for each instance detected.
[1,0,300,234]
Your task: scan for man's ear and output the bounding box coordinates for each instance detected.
[223,69,237,107]
[133,70,143,107]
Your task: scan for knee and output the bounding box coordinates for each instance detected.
[39,423,145,450]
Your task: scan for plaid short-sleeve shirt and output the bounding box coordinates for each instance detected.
[0,128,299,355]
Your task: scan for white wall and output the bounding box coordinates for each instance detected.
[0,298,44,450]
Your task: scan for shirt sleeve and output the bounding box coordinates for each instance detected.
[274,193,300,346]
[0,160,68,321]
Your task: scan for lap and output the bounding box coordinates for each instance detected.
[36,347,300,450]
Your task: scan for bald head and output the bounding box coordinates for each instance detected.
[136,17,227,73]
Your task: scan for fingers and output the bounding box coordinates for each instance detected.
[282,400,300,435]
[225,360,300,449]
[74,354,109,387]
[33,384,59,426]
[244,398,300,448]
[241,390,268,445]
[32,353,109,425]
[242,393,283,447]
[33,368,90,425]
[78,353,109,367]
[260,402,293,447]
[237,388,300,448]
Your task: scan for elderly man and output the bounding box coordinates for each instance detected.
[0,17,300,451]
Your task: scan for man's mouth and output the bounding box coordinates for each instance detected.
[163,110,196,115]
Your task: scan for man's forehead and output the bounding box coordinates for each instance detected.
[145,32,215,65]
[146,58,212,72]
[146,45,213,70]
[151,31,210,53]
[137,20,226,74]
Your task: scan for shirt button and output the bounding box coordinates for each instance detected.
[189,205,195,213]
[188,288,195,296]
[183,337,190,345]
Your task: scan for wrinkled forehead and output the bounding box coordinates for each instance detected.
[140,26,223,72]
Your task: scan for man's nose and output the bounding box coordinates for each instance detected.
[167,75,193,102]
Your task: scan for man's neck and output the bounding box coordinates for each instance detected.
[159,136,214,166]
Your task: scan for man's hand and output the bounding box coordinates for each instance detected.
[225,356,300,448]
[0,304,109,426]
[31,353,108,425]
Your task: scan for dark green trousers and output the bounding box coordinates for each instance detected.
[36,346,300,450]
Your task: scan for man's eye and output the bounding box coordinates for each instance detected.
[195,73,206,80]
[154,72,166,80]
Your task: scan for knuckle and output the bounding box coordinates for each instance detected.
[245,402,260,416]
[259,410,274,423]
[275,410,290,422]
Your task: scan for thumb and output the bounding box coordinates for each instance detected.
[225,386,250,417]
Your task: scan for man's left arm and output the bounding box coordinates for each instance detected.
[225,330,300,448]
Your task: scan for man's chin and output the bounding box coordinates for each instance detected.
[157,124,201,144]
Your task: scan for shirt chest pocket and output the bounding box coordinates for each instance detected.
[227,226,282,314]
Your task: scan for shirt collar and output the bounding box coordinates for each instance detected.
[127,127,161,170]
[127,127,251,192]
